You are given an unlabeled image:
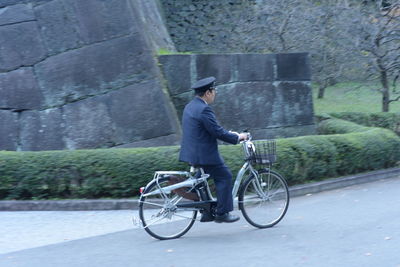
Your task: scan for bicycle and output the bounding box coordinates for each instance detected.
[135,133,290,240]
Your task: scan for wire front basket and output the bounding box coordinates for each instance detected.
[244,139,277,166]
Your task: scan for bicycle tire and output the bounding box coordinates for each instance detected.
[239,169,289,228]
[138,177,198,240]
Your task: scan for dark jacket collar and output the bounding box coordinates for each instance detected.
[195,96,208,105]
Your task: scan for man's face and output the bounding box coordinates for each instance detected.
[206,87,217,103]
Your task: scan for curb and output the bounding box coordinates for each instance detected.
[1,167,399,211]
[289,167,400,198]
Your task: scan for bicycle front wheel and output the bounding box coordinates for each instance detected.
[138,177,197,240]
[239,169,289,228]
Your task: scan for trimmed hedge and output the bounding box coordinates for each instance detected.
[0,117,399,200]
[329,112,400,136]
[316,118,400,175]
[0,147,186,200]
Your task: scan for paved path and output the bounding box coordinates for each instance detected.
[0,210,135,254]
[1,176,400,267]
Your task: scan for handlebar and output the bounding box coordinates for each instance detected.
[246,131,252,141]
[240,131,252,143]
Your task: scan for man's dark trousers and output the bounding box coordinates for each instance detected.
[201,164,234,215]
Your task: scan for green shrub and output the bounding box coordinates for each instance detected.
[0,147,185,200]
[273,136,338,184]
[316,116,368,134]
[329,112,400,135]
[0,117,399,200]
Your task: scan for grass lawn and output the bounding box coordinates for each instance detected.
[312,82,400,114]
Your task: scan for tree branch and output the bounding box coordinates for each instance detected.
[389,95,400,103]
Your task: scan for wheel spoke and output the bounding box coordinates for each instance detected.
[142,214,169,229]
[140,200,165,208]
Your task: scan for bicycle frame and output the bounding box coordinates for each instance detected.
[232,161,256,197]
[141,139,265,203]
[141,170,209,198]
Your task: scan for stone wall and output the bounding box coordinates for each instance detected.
[0,0,180,151]
[160,0,257,53]
[0,0,315,151]
[159,53,315,139]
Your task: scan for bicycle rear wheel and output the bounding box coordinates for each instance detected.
[138,177,198,240]
[239,169,289,228]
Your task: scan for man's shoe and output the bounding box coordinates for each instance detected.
[200,212,215,222]
[214,213,240,223]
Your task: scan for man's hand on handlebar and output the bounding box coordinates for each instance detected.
[238,132,249,141]
[230,130,250,141]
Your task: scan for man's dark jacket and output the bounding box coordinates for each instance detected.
[179,97,239,165]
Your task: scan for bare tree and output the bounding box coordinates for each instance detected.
[308,5,348,99]
[352,0,400,111]
[198,0,399,110]
[229,0,359,99]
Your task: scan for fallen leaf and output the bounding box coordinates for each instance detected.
[384,236,392,240]
[166,249,174,253]
[365,252,372,256]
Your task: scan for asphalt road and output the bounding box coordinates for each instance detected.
[1,176,400,267]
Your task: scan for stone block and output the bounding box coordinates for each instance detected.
[0,4,34,26]
[0,0,27,7]
[67,0,136,44]
[0,110,18,151]
[233,54,275,82]
[130,0,176,51]
[277,53,311,81]
[195,54,232,84]
[171,91,193,122]
[20,109,65,151]
[211,80,314,137]
[63,97,114,149]
[0,21,47,72]
[0,0,51,8]
[63,80,180,149]
[0,68,43,110]
[276,82,314,126]
[212,81,278,131]
[158,55,191,95]
[34,0,82,55]
[35,34,157,106]
[106,80,180,145]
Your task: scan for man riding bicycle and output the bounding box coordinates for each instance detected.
[179,76,248,223]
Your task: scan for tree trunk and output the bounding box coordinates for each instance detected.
[381,70,390,112]
[317,83,326,99]
[382,90,389,112]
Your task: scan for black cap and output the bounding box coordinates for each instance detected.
[191,76,216,92]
